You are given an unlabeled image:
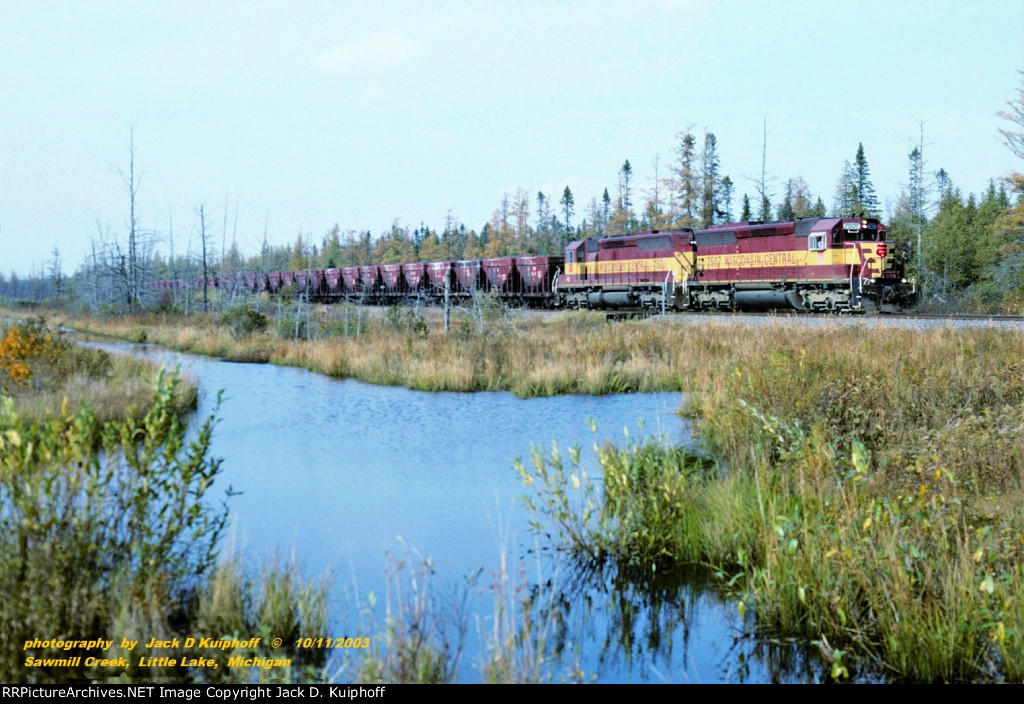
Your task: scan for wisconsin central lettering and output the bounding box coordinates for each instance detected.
[702,252,807,269]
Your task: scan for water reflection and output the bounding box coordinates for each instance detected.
[83,339,829,683]
[526,557,830,683]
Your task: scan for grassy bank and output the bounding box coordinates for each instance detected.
[7,303,692,397]
[10,303,1024,680]
[1,319,330,684]
[1,317,197,423]
[519,321,1024,681]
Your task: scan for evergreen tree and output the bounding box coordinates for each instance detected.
[320,225,343,268]
[700,131,721,228]
[670,129,699,227]
[968,181,1014,303]
[535,191,553,253]
[777,179,795,221]
[923,189,978,296]
[833,160,857,216]
[853,143,880,215]
[906,146,927,274]
[560,186,575,237]
[718,175,734,223]
[618,159,633,215]
[740,194,752,221]
[935,168,952,200]
[608,159,638,235]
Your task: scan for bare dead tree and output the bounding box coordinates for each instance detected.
[196,204,210,313]
[754,115,775,220]
[114,130,143,309]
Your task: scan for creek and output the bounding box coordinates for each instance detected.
[92,340,824,683]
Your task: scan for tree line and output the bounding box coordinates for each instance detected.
[5,75,1024,313]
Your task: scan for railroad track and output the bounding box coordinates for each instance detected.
[602,309,1024,324]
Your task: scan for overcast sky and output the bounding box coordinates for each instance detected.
[2,0,1023,276]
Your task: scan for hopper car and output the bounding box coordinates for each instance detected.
[154,216,916,313]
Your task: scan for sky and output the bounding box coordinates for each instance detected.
[2,0,1023,277]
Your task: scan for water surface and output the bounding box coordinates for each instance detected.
[93,341,822,683]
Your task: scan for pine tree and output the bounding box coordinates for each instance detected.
[935,169,952,200]
[700,131,721,228]
[718,176,734,223]
[777,179,795,221]
[618,159,633,215]
[853,143,880,215]
[740,194,752,221]
[670,129,699,227]
[560,186,575,238]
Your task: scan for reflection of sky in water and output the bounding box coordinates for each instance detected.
[92,341,823,683]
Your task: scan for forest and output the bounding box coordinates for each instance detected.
[5,77,1024,315]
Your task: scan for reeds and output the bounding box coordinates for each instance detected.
[517,320,1024,681]
[1,317,197,423]
[0,365,329,684]
[12,304,1024,680]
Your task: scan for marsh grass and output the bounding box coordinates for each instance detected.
[518,322,1024,681]
[342,544,582,684]
[354,551,468,684]
[0,349,328,683]
[9,305,693,397]
[12,303,1024,680]
[0,317,197,424]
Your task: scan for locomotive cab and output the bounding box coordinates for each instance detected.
[824,217,914,312]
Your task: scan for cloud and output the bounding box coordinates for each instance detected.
[314,32,422,75]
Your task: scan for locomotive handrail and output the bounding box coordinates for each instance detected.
[661,269,674,318]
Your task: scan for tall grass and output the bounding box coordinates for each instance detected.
[341,544,585,684]
[516,322,1024,682]
[0,317,197,423]
[13,303,1024,680]
[0,364,329,684]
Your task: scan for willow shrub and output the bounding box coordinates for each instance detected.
[0,370,327,683]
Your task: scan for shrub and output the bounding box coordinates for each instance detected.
[0,370,327,683]
[221,304,269,340]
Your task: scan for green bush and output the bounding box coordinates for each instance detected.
[0,370,327,683]
[221,304,269,340]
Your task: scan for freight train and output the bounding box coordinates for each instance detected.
[153,216,917,313]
